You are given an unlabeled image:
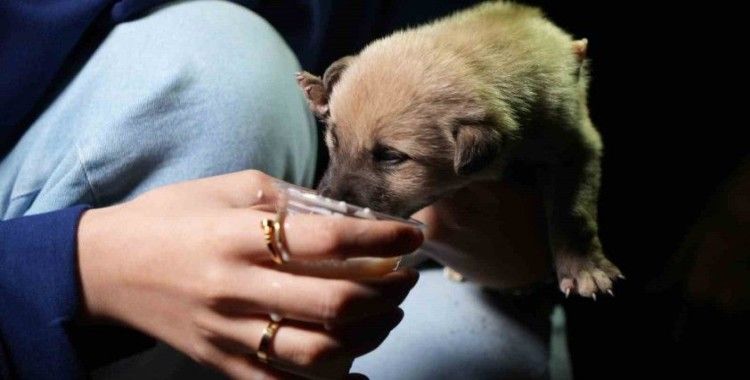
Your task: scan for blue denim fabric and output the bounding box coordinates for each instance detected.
[0,0,317,220]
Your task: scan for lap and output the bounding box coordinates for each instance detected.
[352,268,564,380]
[0,0,316,219]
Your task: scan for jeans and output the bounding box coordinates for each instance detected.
[0,1,569,378]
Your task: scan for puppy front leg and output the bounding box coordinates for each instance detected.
[539,151,622,298]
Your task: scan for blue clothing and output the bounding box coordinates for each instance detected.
[0,206,89,379]
[0,0,269,130]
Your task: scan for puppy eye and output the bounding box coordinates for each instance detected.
[373,146,409,166]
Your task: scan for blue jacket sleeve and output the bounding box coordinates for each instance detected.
[0,206,90,380]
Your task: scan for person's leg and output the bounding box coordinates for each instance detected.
[351,267,569,380]
[0,0,316,221]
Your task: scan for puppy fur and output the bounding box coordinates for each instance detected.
[297,1,622,297]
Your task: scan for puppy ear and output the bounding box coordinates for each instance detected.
[572,38,589,81]
[296,71,328,116]
[572,38,588,62]
[322,55,354,93]
[453,125,501,175]
[296,56,355,118]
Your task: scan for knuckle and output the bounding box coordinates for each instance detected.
[319,224,348,258]
[199,265,231,304]
[247,169,270,187]
[319,284,359,322]
[210,224,243,256]
[246,169,264,179]
[189,341,217,367]
[191,310,216,334]
[202,225,230,255]
[296,336,342,367]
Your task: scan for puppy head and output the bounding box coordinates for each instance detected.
[298,46,516,217]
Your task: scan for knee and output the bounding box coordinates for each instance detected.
[165,1,318,184]
[76,1,317,203]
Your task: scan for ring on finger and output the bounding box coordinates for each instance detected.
[256,319,281,364]
[260,219,285,264]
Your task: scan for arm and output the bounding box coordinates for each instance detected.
[0,206,89,379]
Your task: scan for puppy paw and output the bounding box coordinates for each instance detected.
[555,250,623,299]
[443,267,465,282]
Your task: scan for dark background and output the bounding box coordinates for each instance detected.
[285,1,747,378]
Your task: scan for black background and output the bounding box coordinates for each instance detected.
[302,1,747,378]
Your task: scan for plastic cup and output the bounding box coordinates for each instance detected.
[273,180,426,279]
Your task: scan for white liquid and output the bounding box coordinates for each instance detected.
[277,257,402,279]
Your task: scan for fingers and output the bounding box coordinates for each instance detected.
[229,209,423,261]
[356,269,420,308]
[276,257,404,279]
[217,266,418,325]
[206,317,352,378]
[183,172,424,261]
[201,311,404,379]
[284,214,424,259]
[192,341,307,380]
[330,308,405,356]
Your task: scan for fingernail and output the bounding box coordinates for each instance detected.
[406,268,420,285]
[389,308,405,326]
[407,267,420,278]
[396,307,405,320]
[392,267,419,286]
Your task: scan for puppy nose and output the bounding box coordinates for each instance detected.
[319,185,357,205]
[316,175,333,195]
[318,186,334,198]
[337,188,357,205]
[316,179,333,197]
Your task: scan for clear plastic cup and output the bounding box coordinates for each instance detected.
[273,180,427,279]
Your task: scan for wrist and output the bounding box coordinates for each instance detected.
[77,206,119,322]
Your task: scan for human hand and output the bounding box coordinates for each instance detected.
[412,180,551,290]
[77,170,423,379]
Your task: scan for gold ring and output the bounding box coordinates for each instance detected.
[260,219,284,264]
[256,320,281,364]
[274,210,291,262]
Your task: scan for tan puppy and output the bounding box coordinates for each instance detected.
[297,1,622,297]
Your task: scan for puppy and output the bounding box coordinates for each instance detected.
[296,1,622,297]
